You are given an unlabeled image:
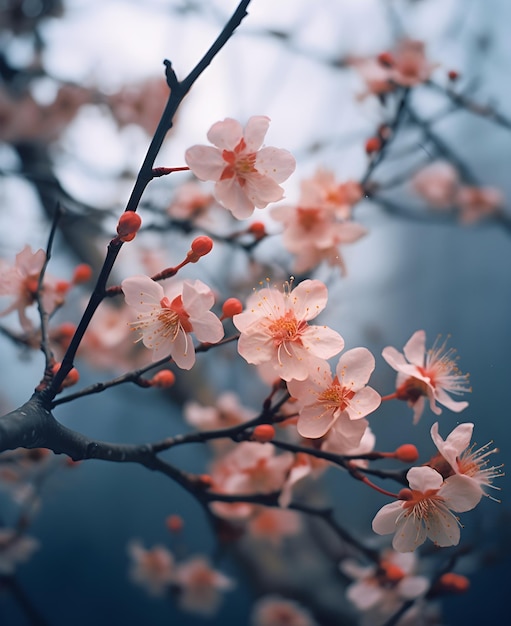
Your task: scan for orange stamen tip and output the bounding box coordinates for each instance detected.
[165,514,184,533]
[252,424,276,443]
[221,297,243,318]
[395,444,419,463]
[72,263,93,284]
[438,572,470,594]
[149,370,176,388]
[116,212,142,242]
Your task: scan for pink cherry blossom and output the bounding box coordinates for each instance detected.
[0,245,69,331]
[122,275,224,369]
[412,161,459,208]
[271,169,366,275]
[0,530,39,574]
[372,466,482,552]
[246,507,302,546]
[389,40,437,87]
[342,550,428,620]
[185,116,296,220]
[455,185,504,224]
[288,348,381,439]
[173,556,235,616]
[127,541,175,596]
[430,422,502,498]
[250,595,320,626]
[233,279,344,382]
[184,392,256,432]
[298,169,363,220]
[382,330,470,423]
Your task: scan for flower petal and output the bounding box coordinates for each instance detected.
[336,347,376,389]
[206,118,243,150]
[403,330,426,367]
[243,115,270,151]
[185,145,226,181]
[255,146,296,183]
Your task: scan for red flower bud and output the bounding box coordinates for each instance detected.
[248,221,266,240]
[72,263,93,284]
[221,297,243,319]
[165,514,184,533]
[437,572,470,594]
[149,370,176,388]
[187,236,213,262]
[116,212,142,242]
[252,424,275,443]
[395,444,419,463]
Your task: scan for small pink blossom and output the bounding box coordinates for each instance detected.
[246,507,302,546]
[184,392,256,432]
[382,330,470,423]
[412,161,459,208]
[167,181,216,226]
[430,422,502,498]
[0,245,69,331]
[122,275,224,369]
[0,530,39,574]
[233,279,344,382]
[185,116,296,220]
[107,77,169,135]
[288,348,381,439]
[342,550,428,619]
[455,185,504,224]
[271,169,366,275]
[173,556,235,616]
[127,541,175,596]
[298,169,363,220]
[250,595,319,626]
[389,40,437,87]
[372,466,482,552]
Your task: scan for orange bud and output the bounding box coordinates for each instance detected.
[165,514,184,533]
[187,236,213,262]
[72,263,93,284]
[437,572,470,594]
[149,370,176,388]
[378,51,394,67]
[116,212,142,242]
[395,444,419,463]
[248,221,266,240]
[365,137,382,154]
[380,562,405,583]
[252,424,275,443]
[51,362,80,389]
[221,297,243,318]
[448,70,459,81]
